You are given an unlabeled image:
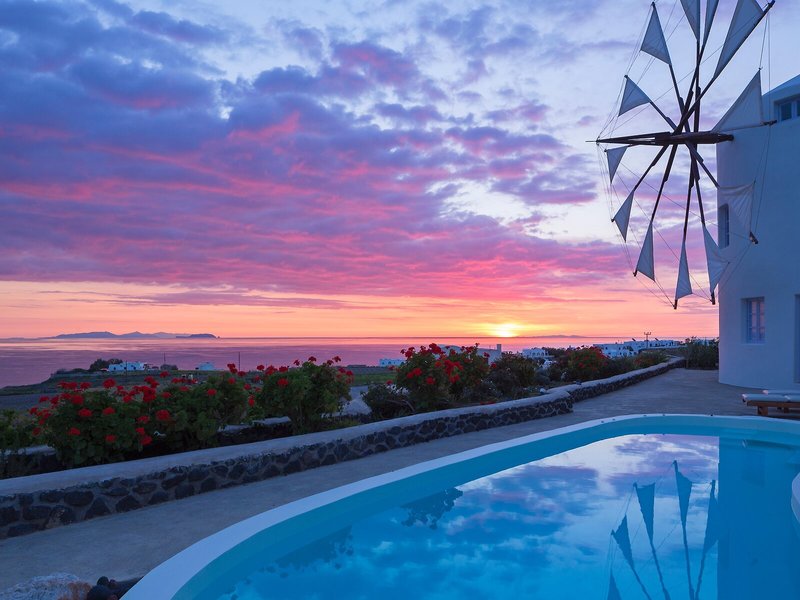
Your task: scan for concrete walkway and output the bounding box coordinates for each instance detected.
[0,369,763,590]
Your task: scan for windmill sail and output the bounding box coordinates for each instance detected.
[641,5,672,65]
[675,464,693,526]
[703,224,728,294]
[619,77,651,116]
[612,516,635,568]
[720,183,755,238]
[635,483,656,542]
[675,240,693,306]
[635,222,655,280]
[613,191,635,241]
[704,0,720,45]
[607,573,622,600]
[714,72,763,132]
[680,0,701,40]
[714,0,767,78]
[696,481,720,597]
[607,146,628,181]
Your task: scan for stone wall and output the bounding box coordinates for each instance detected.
[0,359,681,539]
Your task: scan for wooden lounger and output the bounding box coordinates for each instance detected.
[743,393,800,418]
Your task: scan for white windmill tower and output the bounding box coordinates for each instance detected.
[596,0,797,389]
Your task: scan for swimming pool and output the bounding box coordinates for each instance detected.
[128,415,800,599]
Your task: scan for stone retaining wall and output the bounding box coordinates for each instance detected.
[0,359,681,539]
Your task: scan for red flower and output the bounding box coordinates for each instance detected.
[207,389,217,397]
[227,363,237,373]
[80,382,91,390]
[67,427,81,436]
[137,415,150,424]
[39,396,49,403]
[105,434,117,444]
[161,391,171,399]
[101,407,115,416]
[160,371,169,378]
[277,378,289,387]
[244,383,252,391]
[248,396,255,407]
[135,427,146,435]
[71,396,84,406]
[278,366,288,373]
[32,427,41,436]
[256,364,265,371]
[78,408,92,418]
[140,435,153,446]
[103,378,116,389]
[308,356,317,363]
[333,356,341,363]
[155,409,171,422]
[386,380,393,385]
[293,359,301,366]
[179,386,190,392]
[425,376,435,385]
[28,407,38,415]
[228,377,235,385]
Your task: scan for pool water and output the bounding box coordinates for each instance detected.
[209,433,800,600]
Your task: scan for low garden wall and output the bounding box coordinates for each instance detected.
[0,359,681,539]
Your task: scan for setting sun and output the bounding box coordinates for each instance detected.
[489,323,522,338]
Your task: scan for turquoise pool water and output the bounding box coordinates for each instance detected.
[128,417,800,600]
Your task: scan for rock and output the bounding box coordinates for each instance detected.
[174,484,195,499]
[85,498,110,519]
[0,573,90,600]
[63,490,93,507]
[115,496,141,512]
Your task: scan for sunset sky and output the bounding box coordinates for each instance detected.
[1,0,797,339]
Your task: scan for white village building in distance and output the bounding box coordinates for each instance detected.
[717,74,800,390]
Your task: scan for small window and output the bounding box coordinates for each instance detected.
[779,102,792,121]
[744,297,765,343]
[718,204,730,248]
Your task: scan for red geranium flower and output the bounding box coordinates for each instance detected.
[80,382,91,390]
[293,359,301,366]
[248,396,255,407]
[39,396,49,403]
[207,389,217,397]
[71,396,84,406]
[244,383,252,391]
[256,364,265,371]
[425,376,435,385]
[140,435,153,446]
[333,356,341,363]
[307,356,317,363]
[137,415,150,424]
[161,391,171,399]
[28,407,38,415]
[67,427,81,436]
[101,407,115,416]
[135,427,146,435]
[32,427,41,436]
[103,378,116,389]
[78,408,92,418]
[279,366,288,373]
[155,409,171,422]
[105,434,117,443]
[277,378,289,387]
[160,371,169,378]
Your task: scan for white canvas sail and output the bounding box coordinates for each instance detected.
[714,0,765,78]
[641,6,672,65]
[713,72,763,132]
[612,191,635,241]
[635,222,655,281]
[702,224,728,294]
[720,183,755,236]
[675,239,693,305]
[681,0,701,40]
[619,77,651,116]
[704,0,720,45]
[607,146,628,181]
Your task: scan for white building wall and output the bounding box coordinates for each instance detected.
[717,77,800,390]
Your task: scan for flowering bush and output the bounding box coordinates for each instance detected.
[257,358,352,434]
[485,353,541,399]
[634,350,669,369]
[564,347,610,382]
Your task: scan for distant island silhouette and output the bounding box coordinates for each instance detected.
[44,331,217,340]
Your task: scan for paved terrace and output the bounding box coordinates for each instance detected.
[0,369,763,590]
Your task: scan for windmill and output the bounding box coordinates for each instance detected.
[596,0,775,309]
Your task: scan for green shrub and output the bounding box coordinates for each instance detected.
[362,384,413,420]
[684,338,719,369]
[258,359,351,434]
[634,350,668,369]
[0,410,35,476]
[486,353,540,399]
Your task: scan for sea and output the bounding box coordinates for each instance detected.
[0,336,683,388]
